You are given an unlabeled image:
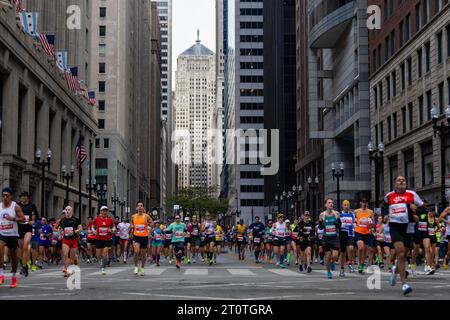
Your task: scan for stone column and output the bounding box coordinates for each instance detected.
[2,73,19,154]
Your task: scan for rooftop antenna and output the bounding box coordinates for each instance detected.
[196,29,200,43]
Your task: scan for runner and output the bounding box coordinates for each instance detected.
[116,218,131,263]
[290,218,301,266]
[151,221,163,266]
[214,221,224,264]
[439,206,450,270]
[112,216,120,262]
[17,191,38,277]
[263,220,274,263]
[235,219,247,261]
[315,220,325,265]
[188,215,201,263]
[0,187,26,288]
[30,215,41,272]
[37,217,53,268]
[183,217,191,264]
[167,215,187,269]
[163,219,174,264]
[354,196,374,274]
[284,220,292,266]
[375,215,385,268]
[383,176,425,295]
[427,210,440,273]
[338,201,355,276]
[92,206,115,275]
[202,214,216,265]
[130,201,153,275]
[382,216,395,272]
[249,216,265,264]
[299,212,314,273]
[271,214,288,269]
[319,198,340,279]
[57,206,82,277]
[86,216,96,264]
[49,218,61,265]
[412,204,433,275]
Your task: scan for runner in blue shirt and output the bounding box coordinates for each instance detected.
[38,217,53,268]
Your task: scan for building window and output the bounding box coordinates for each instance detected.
[418,95,424,125]
[95,138,100,148]
[438,82,444,114]
[437,31,443,64]
[392,71,397,97]
[405,14,411,42]
[421,141,434,186]
[425,42,431,72]
[399,20,404,47]
[389,156,398,190]
[98,81,106,92]
[98,119,105,129]
[99,25,106,37]
[374,87,378,109]
[404,149,415,188]
[447,25,450,58]
[407,57,412,85]
[417,48,423,78]
[401,63,405,90]
[99,44,106,56]
[415,3,421,32]
[423,0,429,25]
[387,116,392,141]
[99,63,106,74]
[104,138,109,148]
[408,102,414,131]
[393,112,398,138]
[426,90,432,121]
[99,7,106,18]
[402,106,407,134]
[98,100,105,112]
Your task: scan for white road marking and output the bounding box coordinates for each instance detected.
[227,269,256,276]
[242,295,303,300]
[123,292,236,300]
[317,292,355,296]
[86,268,127,276]
[35,271,66,277]
[0,292,74,299]
[184,268,208,275]
[268,269,303,276]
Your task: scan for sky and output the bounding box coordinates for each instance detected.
[172,0,216,90]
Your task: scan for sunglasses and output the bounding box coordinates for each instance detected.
[2,193,10,197]
[175,217,180,220]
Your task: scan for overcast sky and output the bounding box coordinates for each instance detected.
[172,0,216,90]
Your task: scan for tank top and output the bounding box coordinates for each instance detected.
[355,209,371,235]
[383,224,392,243]
[132,214,149,237]
[445,215,450,236]
[0,201,19,237]
[427,219,437,237]
[323,213,337,237]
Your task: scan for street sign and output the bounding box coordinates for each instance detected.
[174,205,180,211]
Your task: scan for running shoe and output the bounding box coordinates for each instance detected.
[187,259,191,265]
[62,266,67,273]
[169,259,174,265]
[348,264,355,273]
[389,269,397,286]
[314,258,318,263]
[0,275,4,285]
[379,262,385,269]
[295,260,299,266]
[134,267,139,275]
[339,269,345,277]
[9,277,17,288]
[320,260,324,265]
[47,260,52,267]
[298,264,303,272]
[140,268,145,276]
[31,264,37,272]
[330,262,335,271]
[358,263,364,274]
[175,260,181,269]
[307,266,312,273]
[279,263,285,269]
[402,283,412,296]
[276,261,280,266]
[327,271,332,279]
[101,268,106,275]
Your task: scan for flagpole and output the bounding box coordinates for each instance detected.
[78,133,83,222]
[88,139,93,217]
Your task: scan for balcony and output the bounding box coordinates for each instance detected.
[309,0,355,49]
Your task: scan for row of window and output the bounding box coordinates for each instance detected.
[240,75,264,83]
[240,8,263,16]
[240,22,263,29]
[241,185,264,193]
[95,138,109,149]
[240,199,264,207]
[240,35,263,43]
[240,116,264,124]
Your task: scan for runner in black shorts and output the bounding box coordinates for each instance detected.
[249,216,265,264]
[299,212,314,273]
[412,203,432,274]
[17,191,38,277]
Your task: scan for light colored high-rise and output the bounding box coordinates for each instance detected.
[174,34,217,189]
[89,0,161,214]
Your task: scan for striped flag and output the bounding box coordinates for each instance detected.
[80,88,89,100]
[88,91,97,106]
[75,136,88,168]
[38,34,55,59]
[19,12,38,37]
[55,51,68,72]
[65,67,80,92]
[10,0,25,13]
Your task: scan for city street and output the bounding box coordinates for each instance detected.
[1,250,450,300]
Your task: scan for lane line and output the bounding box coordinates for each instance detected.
[268,269,303,276]
[123,292,237,300]
[184,268,208,275]
[227,269,256,276]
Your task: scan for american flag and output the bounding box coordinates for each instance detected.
[65,67,80,92]
[10,0,25,13]
[38,34,55,59]
[88,91,97,106]
[75,136,88,168]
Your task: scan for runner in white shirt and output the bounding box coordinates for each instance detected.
[116,219,131,263]
[270,214,289,268]
[0,187,26,288]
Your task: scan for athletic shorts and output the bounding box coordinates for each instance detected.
[133,236,149,249]
[383,242,393,250]
[206,236,215,244]
[152,240,163,247]
[430,236,437,245]
[285,238,292,246]
[0,235,18,249]
[414,232,430,245]
[190,237,201,247]
[163,240,172,248]
[368,234,377,248]
[18,224,32,239]
[300,239,313,251]
[39,242,51,249]
[95,240,112,249]
[62,238,79,249]
[389,223,411,248]
[322,236,340,252]
[119,238,129,246]
[273,237,286,247]
[184,237,190,245]
[376,240,384,248]
[87,238,96,245]
[172,242,184,252]
[339,233,355,253]
[355,233,370,245]
[214,241,223,247]
[31,240,39,250]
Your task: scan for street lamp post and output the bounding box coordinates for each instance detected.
[331,162,344,212]
[35,148,52,216]
[368,141,385,209]
[431,105,450,211]
[292,185,302,217]
[96,184,107,211]
[307,176,319,220]
[61,164,75,207]
[119,198,126,221]
[111,184,119,218]
[86,178,97,218]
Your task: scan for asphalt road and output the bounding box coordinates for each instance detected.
[1,249,449,300]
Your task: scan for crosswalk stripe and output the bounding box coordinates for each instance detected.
[87,268,127,276]
[268,269,302,276]
[36,271,65,277]
[184,268,208,275]
[145,268,168,275]
[227,269,256,276]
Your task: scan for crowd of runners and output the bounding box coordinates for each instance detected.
[1,176,450,296]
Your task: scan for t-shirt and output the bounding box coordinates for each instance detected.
[188,223,201,237]
[152,227,163,241]
[236,224,246,237]
[299,220,315,240]
[249,222,265,238]
[32,220,42,242]
[39,224,53,245]
[60,217,80,239]
[383,190,424,224]
[93,216,114,241]
[18,202,38,227]
[215,225,223,241]
[117,222,131,240]
[167,222,187,243]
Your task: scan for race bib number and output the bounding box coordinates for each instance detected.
[384,235,392,243]
[389,203,408,223]
[99,227,108,236]
[428,228,436,236]
[359,218,369,228]
[165,233,172,240]
[277,231,285,237]
[0,222,13,231]
[376,234,384,241]
[237,236,244,241]
[291,232,298,239]
[40,234,47,240]
[51,239,57,245]
[191,229,198,236]
[135,224,145,234]
[253,237,260,244]
[418,222,427,232]
[325,225,336,235]
[174,231,183,239]
[64,227,74,236]
[154,234,162,240]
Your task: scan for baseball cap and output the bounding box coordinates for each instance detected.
[100,205,109,211]
[2,187,13,195]
[285,219,290,223]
